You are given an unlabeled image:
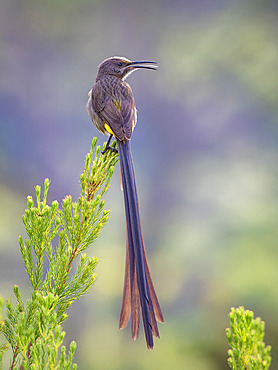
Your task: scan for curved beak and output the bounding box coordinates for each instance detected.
[126,60,158,71]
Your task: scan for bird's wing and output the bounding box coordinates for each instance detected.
[92,81,136,141]
[119,98,136,140]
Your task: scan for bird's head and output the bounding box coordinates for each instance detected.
[96,56,158,80]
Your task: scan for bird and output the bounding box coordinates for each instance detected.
[86,56,164,349]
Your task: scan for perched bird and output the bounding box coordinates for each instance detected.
[87,56,164,349]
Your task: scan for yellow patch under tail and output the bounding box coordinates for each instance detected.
[104,123,114,135]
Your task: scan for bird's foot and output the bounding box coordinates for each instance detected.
[101,134,118,154]
[101,145,118,154]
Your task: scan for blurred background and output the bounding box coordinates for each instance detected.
[1,0,278,368]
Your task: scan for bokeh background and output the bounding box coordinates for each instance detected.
[1,0,278,368]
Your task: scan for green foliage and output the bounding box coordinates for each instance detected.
[0,298,9,368]
[0,138,118,369]
[226,306,271,370]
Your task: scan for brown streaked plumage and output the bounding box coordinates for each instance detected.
[87,56,163,349]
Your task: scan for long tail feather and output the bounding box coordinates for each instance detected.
[117,139,163,349]
[142,239,164,324]
[119,240,131,329]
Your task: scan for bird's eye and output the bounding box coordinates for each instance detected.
[117,62,122,66]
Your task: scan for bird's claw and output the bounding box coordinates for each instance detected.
[102,146,118,154]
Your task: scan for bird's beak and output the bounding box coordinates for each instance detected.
[125,60,158,71]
